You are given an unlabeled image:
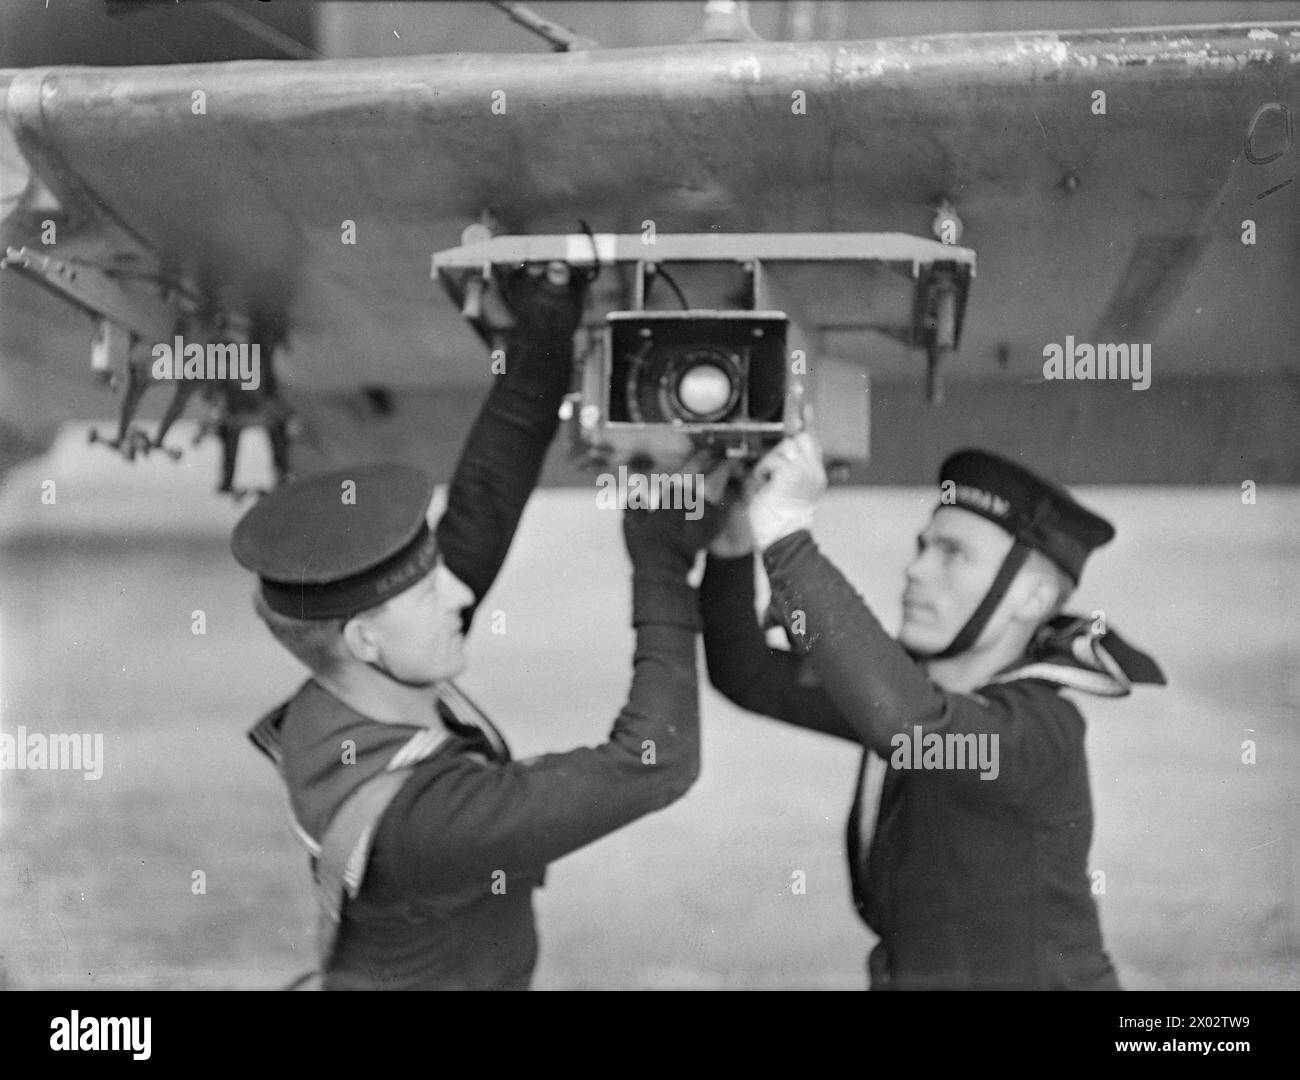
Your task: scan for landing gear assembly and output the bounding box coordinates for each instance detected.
[2,245,296,497]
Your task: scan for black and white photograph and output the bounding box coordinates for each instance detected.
[0,0,1295,1039]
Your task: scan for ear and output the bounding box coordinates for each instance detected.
[340,615,381,664]
[1009,569,1058,626]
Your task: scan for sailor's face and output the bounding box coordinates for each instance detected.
[364,560,476,684]
[898,507,1015,655]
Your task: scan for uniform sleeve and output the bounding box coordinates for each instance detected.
[434,323,572,630]
[762,530,1084,799]
[699,552,859,742]
[381,582,700,891]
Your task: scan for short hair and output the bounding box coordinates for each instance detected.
[252,589,347,675]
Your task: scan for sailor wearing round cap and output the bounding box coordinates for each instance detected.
[699,436,1164,990]
[233,264,718,990]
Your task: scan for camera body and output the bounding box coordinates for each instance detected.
[433,230,976,476]
[578,310,792,466]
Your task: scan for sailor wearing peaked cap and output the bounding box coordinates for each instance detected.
[233,264,712,991]
[700,438,1164,990]
[232,463,441,623]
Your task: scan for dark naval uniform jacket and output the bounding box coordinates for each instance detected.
[700,532,1126,991]
[248,308,700,989]
[252,650,696,990]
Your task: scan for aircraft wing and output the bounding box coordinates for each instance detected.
[2,22,1297,484]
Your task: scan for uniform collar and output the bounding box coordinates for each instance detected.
[988,614,1165,698]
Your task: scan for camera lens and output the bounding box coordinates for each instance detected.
[675,362,734,419]
[660,348,741,423]
[620,326,754,425]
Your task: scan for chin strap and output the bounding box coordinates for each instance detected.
[910,540,1034,662]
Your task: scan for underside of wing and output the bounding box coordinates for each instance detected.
[1,22,1297,483]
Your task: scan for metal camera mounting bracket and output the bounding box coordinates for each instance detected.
[432,230,976,470]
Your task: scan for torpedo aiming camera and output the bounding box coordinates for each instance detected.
[579,309,790,465]
[432,230,975,474]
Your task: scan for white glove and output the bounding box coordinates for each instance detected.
[746,432,828,551]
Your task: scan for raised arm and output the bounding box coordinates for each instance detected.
[435,266,585,628]
[746,434,1085,796]
[762,529,1083,792]
[381,498,717,891]
[700,551,859,742]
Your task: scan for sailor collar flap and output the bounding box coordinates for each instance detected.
[989,613,1166,698]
